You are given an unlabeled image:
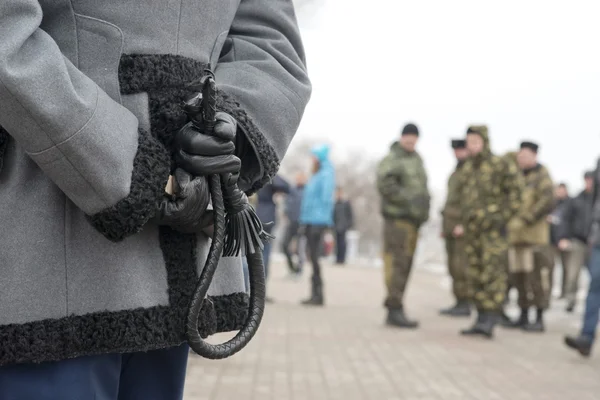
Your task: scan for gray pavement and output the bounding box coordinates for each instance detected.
[184,260,600,400]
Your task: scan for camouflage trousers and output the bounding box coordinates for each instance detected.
[383,219,418,309]
[445,237,469,301]
[509,244,554,310]
[465,230,509,312]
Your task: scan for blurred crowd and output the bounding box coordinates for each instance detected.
[376,122,600,358]
[252,122,600,358]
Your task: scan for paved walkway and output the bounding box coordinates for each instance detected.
[184,259,600,400]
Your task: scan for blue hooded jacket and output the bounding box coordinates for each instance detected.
[300,144,336,226]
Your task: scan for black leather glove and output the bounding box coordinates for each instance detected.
[155,169,212,233]
[175,112,241,176]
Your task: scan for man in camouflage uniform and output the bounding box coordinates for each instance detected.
[506,141,555,332]
[440,139,471,317]
[377,123,430,328]
[456,125,523,338]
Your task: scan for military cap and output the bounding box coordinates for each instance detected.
[451,139,466,149]
[520,141,539,153]
[402,123,419,136]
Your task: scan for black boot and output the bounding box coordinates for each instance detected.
[386,307,419,329]
[478,312,498,338]
[440,300,471,317]
[301,281,324,306]
[564,335,593,357]
[503,308,529,329]
[460,310,489,337]
[523,308,545,332]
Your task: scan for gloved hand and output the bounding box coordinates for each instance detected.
[175,112,241,176]
[155,169,212,233]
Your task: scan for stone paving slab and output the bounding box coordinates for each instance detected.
[184,261,600,400]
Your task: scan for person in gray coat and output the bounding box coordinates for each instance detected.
[0,1,310,399]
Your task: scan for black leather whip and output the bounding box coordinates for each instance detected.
[184,69,271,359]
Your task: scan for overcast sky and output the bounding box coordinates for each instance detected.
[292,0,600,196]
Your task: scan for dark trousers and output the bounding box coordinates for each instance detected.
[282,220,302,273]
[0,344,189,400]
[306,225,326,288]
[335,231,348,264]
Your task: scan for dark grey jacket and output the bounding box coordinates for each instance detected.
[333,199,354,233]
[0,0,310,366]
[256,175,290,225]
[549,197,570,245]
[559,191,594,243]
[285,185,305,223]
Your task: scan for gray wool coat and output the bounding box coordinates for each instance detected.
[0,0,310,366]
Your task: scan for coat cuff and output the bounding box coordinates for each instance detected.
[216,90,279,195]
[0,125,8,173]
[88,129,170,242]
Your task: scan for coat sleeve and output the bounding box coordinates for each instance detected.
[557,198,573,241]
[376,157,412,207]
[521,169,555,224]
[502,160,524,224]
[215,0,311,194]
[0,1,170,242]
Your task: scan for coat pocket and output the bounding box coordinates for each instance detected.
[0,126,9,175]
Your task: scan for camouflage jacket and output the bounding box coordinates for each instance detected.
[458,126,523,233]
[377,142,430,226]
[507,163,554,245]
[441,160,465,236]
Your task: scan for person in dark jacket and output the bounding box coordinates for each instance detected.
[557,171,595,312]
[299,144,336,306]
[565,161,600,357]
[549,183,571,299]
[256,175,291,280]
[377,123,430,328]
[282,172,308,274]
[0,0,310,398]
[333,187,354,265]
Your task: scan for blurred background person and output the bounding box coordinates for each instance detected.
[299,144,336,306]
[565,160,600,357]
[457,126,523,339]
[557,171,595,312]
[282,172,308,277]
[549,183,571,299]
[256,174,290,302]
[333,187,354,265]
[440,139,470,317]
[505,141,554,332]
[377,123,430,329]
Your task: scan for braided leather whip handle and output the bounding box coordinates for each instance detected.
[185,70,266,359]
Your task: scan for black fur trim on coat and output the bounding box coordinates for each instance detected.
[0,125,8,174]
[89,129,170,242]
[118,53,279,194]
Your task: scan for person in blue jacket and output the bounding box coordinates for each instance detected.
[300,144,336,306]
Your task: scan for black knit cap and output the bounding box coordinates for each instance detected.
[401,123,419,136]
[585,170,595,179]
[451,139,466,149]
[520,141,539,153]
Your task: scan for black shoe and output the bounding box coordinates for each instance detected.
[523,309,545,333]
[301,282,324,306]
[566,301,575,313]
[301,296,324,306]
[386,308,419,329]
[440,301,471,317]
[522,320,545,332]
[565,335,593,357]
[461,312,495,339]
[503,308,529,329]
